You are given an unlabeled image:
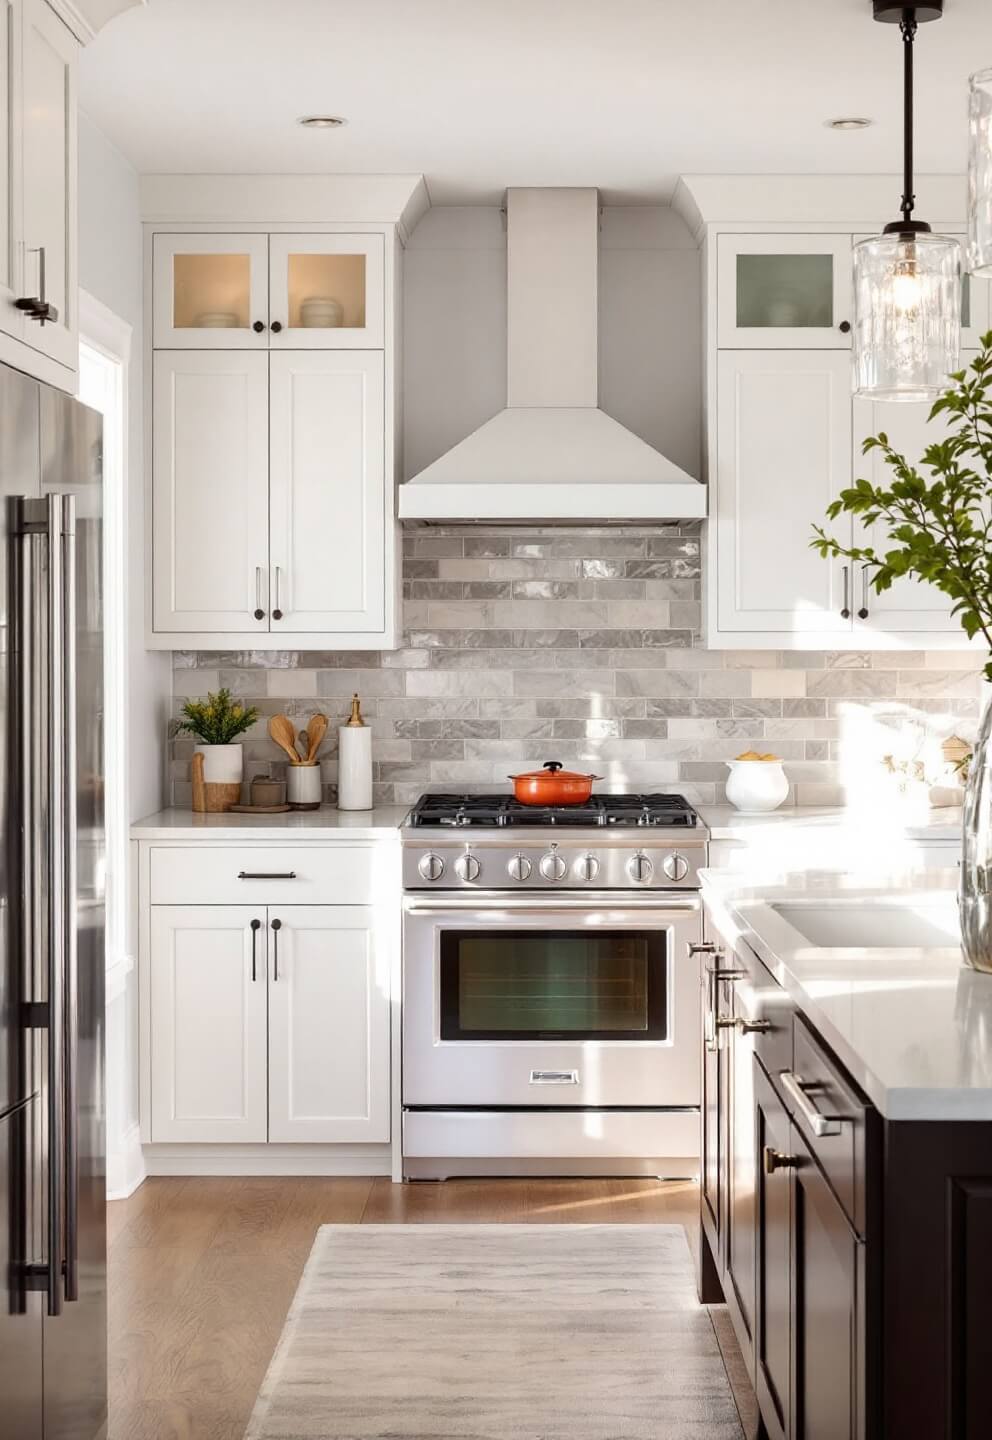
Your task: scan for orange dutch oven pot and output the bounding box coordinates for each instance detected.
[508,760,603,806]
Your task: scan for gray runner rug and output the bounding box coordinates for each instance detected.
[244,1223,743,1439]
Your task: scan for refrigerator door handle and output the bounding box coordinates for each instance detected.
[59,496,78,1304]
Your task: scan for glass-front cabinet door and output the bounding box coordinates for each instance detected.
[153,234,269,348]
[718,234,854,348]
[268,234,384,348]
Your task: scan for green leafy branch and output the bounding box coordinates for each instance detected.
[811,332,992,681]
[174,687,259,745]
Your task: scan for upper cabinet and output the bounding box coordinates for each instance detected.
[717,235,853,349]
[706,224,990,650]
[153,232,385,350]
[147,224,400,650]
[0,0,78,390]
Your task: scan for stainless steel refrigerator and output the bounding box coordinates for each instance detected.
[0,362,106,1439]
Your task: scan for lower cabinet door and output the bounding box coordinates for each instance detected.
[754,1057,792,1440]
[792,1127,864,1440]
[700,968,726,1253]
[267,906,390,1143]
[150,907,268,1143]
[725,983,757,1373]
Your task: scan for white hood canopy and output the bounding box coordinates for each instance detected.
[398,188,706,523]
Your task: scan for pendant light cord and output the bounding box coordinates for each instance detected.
[900,10,918,224]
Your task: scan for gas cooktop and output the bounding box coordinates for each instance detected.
[407,792,700,829]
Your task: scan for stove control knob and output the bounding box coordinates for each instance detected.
[540,845,567,882]
[663,852,690,882]
[455,850,482,883]
[507,853,532,882]
[418,852,445,882]
[627,852,654,884]
[576,853,600,882]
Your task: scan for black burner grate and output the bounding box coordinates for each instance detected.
[408,792,699,829]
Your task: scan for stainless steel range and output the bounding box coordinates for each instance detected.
[401,791,708,1180]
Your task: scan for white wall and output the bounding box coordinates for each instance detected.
[402,203,701,480]
[78,112,166,1196]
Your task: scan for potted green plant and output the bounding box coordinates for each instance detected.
[174,688,259,788]
[811,334,992,971]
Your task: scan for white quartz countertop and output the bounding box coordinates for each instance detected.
[700,866,992,1122]
[131,806,408,841]
[696,803,963,843]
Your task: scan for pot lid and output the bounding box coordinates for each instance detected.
[510,761,599,783]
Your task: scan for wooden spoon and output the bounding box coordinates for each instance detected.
[298,728,310,761]
[305,713,328,763]
[269,714,302,765]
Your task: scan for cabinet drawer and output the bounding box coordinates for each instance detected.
[149,846,376,905]
[734,941,794,1077]
[783,1017,873,1236]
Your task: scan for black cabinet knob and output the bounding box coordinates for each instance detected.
[270,321,283,333]
[253,607,265,620]
[252,320,265,333]
[838,320,852,334]
[272,608,283,620]
[857,607,869,620]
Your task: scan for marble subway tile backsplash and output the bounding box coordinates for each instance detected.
[169,525,983,810]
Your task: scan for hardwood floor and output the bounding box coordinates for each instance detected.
[107,1176,758,1439]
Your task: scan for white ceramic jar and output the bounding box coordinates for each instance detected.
[725,759,790,814]
[193,743,243,785]
[287,763,322,810]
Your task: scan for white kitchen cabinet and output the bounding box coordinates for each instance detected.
[267,906,389,1143]
[0,0,21,343]
[149,906,269,1144]
[152,232,269,349]
[269,351,385,632]
[713,349,853,638]
[269,233,384,348]
[852,363,978,638]
[19,0,76,371]
[152,350,270,634]
[717,234,853,349]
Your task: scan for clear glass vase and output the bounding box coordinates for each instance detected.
[961,695,992,973]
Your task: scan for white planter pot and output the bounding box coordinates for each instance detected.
[725,760,789,814]
[193,743,244,785]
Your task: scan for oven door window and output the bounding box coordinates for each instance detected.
[439,929,668,1042]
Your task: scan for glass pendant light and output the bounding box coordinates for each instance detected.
[853,2,961,402]
[968,67,992,277]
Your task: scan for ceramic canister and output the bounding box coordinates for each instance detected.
[725,759,790,814]
[338,693,373,810]
[287,763,322,810]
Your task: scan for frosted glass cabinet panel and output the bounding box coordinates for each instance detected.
[718,235,853,348]
[269,234,384,348]
[153,234,269,347]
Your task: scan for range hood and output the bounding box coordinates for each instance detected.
[398,187,706,523]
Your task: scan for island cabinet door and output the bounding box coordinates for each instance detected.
[791,1126,865,1440]
[754,1057,792,1440]
[700,961,727,1256]
[267,906,390,1144]
[149,907,268,1143]
[724,978,758,1374]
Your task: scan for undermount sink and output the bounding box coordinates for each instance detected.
[771,901,960,950]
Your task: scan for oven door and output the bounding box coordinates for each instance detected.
[402,894,702,1108]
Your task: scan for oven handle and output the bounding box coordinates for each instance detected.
[403,893,700,915]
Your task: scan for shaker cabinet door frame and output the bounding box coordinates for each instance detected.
[153,232,269,349]
[152,350,271,634]
[267,905,390,1144]
[717,233,854,349]
[268,349,385,632]
[268,232,384,349]
[0,0,23,344]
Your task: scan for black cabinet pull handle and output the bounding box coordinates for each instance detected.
[271,918,282,981]
[252,320,265,333]
[249,918,261,982]
[270,321,283,333]
[237,871,297,880]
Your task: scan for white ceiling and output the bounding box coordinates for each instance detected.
[80,0,992,204]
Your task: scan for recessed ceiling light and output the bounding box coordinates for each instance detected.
[297,115,347,129]
[825,117,873,130]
